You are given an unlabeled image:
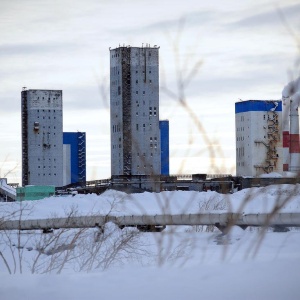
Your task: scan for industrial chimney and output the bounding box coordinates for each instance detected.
[282,77,300,174]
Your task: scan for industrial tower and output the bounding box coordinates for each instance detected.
[21,89,64,186]
[282,78,300,174]
[235,100,283,176]
[110,46,161,176]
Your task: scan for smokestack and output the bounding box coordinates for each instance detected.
[282,77,300,174]
[282,97,290,171]
[289,93,300,173]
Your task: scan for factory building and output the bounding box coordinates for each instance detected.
[110,46,161,176]
[235,100,283,177]
[63,132,86,185]
[159,120,169,175]
[21,89,63,187]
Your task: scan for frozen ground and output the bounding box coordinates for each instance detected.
[1,185,300,299]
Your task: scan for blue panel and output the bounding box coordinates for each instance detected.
[235,100,282,114]
[159,120,169,175]
[63,132,86,184]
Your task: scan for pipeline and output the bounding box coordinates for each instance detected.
[1,212,300,231]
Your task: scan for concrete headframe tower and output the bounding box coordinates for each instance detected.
[110,46,161,176]
[21,88,63,187]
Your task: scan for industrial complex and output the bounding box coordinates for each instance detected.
[0,46,300,201]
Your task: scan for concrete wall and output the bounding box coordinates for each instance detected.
[63,144,71,186]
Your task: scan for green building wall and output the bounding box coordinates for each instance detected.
[16,186,55,201]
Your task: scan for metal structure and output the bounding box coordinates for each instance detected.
[77,132,86,182]
[110,174,234,193]
[0,178,16,201]
[121,47,132,175]
[21,90,29,185]
[254,102,280,173]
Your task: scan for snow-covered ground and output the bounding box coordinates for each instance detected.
[2,183,300,219]
[1,185,300,299]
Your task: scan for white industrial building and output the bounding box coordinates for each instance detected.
[110,46,161,176]
[21,89,64,187]
[235,100,283,177]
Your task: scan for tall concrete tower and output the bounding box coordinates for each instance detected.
[110,46,161,176]
[235,100,283,177]
[21,89,63,187]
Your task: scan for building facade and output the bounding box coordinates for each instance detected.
[16,185,55,201]
[63,132,86,185]
[110,46,161,176]
[159,120,169,175]
[235,100,283,176]
[21,89,63,186]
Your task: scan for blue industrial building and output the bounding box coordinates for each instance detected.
[235,100,282,113]
[63,132,86,185]
[159,120,170,175]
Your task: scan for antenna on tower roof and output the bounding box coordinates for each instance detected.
[22,87,27,91]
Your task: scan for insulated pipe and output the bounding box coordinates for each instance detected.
[1,213,300,231]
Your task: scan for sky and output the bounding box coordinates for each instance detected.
[1,0,300,184]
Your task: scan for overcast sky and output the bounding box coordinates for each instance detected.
[1,0,299,184]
